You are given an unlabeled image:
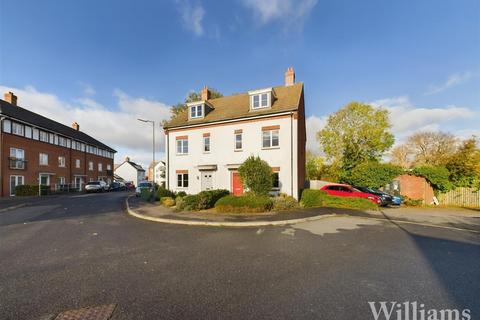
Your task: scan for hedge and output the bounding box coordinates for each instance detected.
[215,195,273,213]
[272,194,298,211]
[156,187,176,200]
[15,185,50,196]
[300,189,378,210]
[196,189,230,210]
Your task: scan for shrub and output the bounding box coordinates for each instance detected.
[403,197,423,207]
[140,189,154,201]
[156,187,176,201]
[300,189,327,208]
[196,189,230,210]
[161,197,175,207]
[15,185,49,196]
[412,166,452,193]
[215,195,273,213]
[273,194,298,211]
[175,196,185,210]
[177,191,187,197]
[344,161,403,189]
[238,156,273,196]
[182,195,200,211]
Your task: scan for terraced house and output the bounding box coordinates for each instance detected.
[0,92,116,197]
[163,68,306,199]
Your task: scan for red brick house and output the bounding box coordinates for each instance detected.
[387,174,434,205]
[0,92,116,196]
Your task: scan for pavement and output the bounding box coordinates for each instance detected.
[0,192,479,319]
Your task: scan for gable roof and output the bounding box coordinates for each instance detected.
[164,82,303,129]
[0,99,116,152]
[115,160,145,172]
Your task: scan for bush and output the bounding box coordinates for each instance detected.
[175,196,185,210]
[197,189,230,210]
[156,187,176,201]
[15,185,50,196]
[177,191,187,197]
[140,189,154,201]
[238,156,273,196]
[161,197,175,207]
[215,195,273,213]
[403,197,423,207]
[344,162,403,189]
[300,189,378,210]
[273,194,298,211]
[412,166,452,193]
[182,195,200,211]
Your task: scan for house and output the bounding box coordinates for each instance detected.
[146,160,158,182]
[163,68,306,199]
[154,161,166,187]
[114,157,145,187]
[0,92,116,197]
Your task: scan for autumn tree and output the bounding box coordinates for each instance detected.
[406,131,457,166]
[170,88,223,119]
[305,151,324,180]
[446,137,480,188]
[317,102,394,172]
[389,144,413,168]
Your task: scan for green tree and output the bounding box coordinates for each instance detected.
[305,151,324,180]
[343,162,402,189]
[238,156,273,196]
[317,102,394,173]
[170,88,223,119]
[412,166,452,193]
[446,137,480,188]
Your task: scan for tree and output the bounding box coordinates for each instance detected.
[305,151,324,180]
[344,162,403,189]
[446,137,480,188]
[169,88,223,119]
[406,131,457,166]
[389,144,413,169]
[412,166,452,193]
[238,156,273,196]
[317,102,394,172]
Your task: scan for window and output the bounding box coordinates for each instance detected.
[58,177,65,186]
[75,159,81,168]
[272,172,280,189]
[49,133,54,144]
[58,136,67,147]
[176,138,188,154]
[89,161,94,171]
[251,93,270,109]
[107,164,111,170]
[3,120,11,133]
[10,148,24,160]
[25,126,32,138]
[12,122,24,136]
[235,133,242,150]
[262,129,279,148]
[177,173,189,188]
[98,163,103,172]
[203,136,210,152]
[58,156,66,167]
[39,153,48,166]
[190,105,203,118]
[32,128,39,140]
[10,175,24,196]
[39,131,48,142]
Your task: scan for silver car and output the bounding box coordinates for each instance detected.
[85,181,108,193]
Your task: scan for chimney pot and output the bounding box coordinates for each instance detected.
[201,85,210,101]
[125,156,130,162]
[72,122,80,131]
[4,91,17,106]
[284,67,295,86]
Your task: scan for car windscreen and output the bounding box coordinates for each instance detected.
[86,182,100,186]
[139,183,152,188]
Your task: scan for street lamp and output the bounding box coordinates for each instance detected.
[138,118,156,185]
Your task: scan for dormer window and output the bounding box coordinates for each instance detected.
[190,104,203,119]
[249,88,272,110]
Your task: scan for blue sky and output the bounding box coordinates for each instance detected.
[1,0,479,166]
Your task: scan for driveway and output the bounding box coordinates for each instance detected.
[0,192,479,319]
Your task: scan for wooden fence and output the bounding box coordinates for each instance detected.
[438,187,480,208]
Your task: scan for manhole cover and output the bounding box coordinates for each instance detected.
[54,304,116,320]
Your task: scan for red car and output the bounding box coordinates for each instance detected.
[320,184,381,205]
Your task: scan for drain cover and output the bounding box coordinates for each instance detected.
[54,304,116,320]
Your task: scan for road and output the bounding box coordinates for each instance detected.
[0,192,479,319]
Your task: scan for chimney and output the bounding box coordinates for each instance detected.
[125,156,130,162]
[72,122,80,131]
[284,67,295,86]
[201,85,210,101]
[4,91,17,106]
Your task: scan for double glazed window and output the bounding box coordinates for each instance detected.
[12,122,24,136]
[252,93,269,109]
[176,138,188,154]
[203,135,210,152]
[190,105,203,119]
[58,156,66,167]
[39,153,48,166]
[262,129,279,148]
[235,132,242,150]
[10,148,25,169]
[89,161,94,171]
[177,173,189,188]
[75,159,81,168]
[98,163,103,172]
[39,131,48,142]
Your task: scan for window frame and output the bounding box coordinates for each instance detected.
[58,156,66,167]
[190,105,203,119]
[39,153,49,166]
[272,172,280,189]
[98,163,103,172]
[176,138,189,155]
[10,147,25,160]
[203,136,210,153]
[11,122,24,136]
[251,92,271,110]
[88,161,94,171]
[75,159,81,168]
[177,173,189,188]
[262,129,280,149]
[234,133,243,151]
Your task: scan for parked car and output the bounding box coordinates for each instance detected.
[355,186,393,206]
[110,182,126,191]
[125,182,136,191]
[85,181,108,193]
[320,184,381,205]
[391,195,402,205]
[135,181,154,197]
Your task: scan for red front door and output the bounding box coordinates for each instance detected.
[231,172,243,196]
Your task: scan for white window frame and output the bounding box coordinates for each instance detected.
[58,156,66,167]
[75,159,81,168]
[10,147,25,160]
[39,131,48,142]
[9,175,24,196]
[98,163,103,172]
[235,133,243,151]
[176,139,188,155]
[177,173,189,188]
[58,176,66,186]
[250,92,271,110]
[272,172,280,190]
[88,161,94,171]
[11,122,24,136]
[39,153,49,166]
[190,105,203,119]
[203,136,210,153]
[25,126,32,138]
[3,119,11,133]
[262,129,280,149]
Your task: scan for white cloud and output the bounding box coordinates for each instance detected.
[425,71,474,95]
[242,0,317,25]
[176,0,205,36]
[0,85,172,168]
[78,82,96,96]
[306,115,327,154]
[370,96,476,141]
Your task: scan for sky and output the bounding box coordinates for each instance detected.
[1,0,479,167]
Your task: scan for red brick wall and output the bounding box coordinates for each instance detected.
[1,133,113,196]
[395,174,434,205]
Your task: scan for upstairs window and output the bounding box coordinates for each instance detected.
[39,153,49,166]
[176,137,188,155]
[250,91,271,110]
[12,122,24,136]
[203,134,210,153]
[39,131,48,142]
[89,161,94,171]
[58,156,66,167]
[262,127,280,148]
[234,130,243,150]
[190,105,203,119]
[98,163,103,172]
[75,159,81,168]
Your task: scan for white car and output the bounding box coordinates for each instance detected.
[135,182,154,197]
[85,181,108,193]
